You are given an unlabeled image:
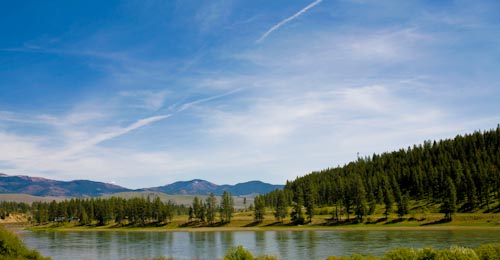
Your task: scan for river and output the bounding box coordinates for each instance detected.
[17,229,500,260]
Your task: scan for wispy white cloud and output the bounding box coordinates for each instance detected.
[177,88,242,112]
[119,90,169,110]
[0,86,246,186]
[0,109,175,187]
[0,111,44,125]
[257,0,323,43]
[187,79,500,183]
[195,1,232,33]
[2,0,499,187]
[59,114,171,157]
[245,27,431,73]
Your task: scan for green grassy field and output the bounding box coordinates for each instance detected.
[28,208,500,233]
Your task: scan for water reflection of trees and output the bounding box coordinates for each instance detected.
[275,231,290,258]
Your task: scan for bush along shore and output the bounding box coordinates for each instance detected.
[0,226,51,260]
[131,244,500,260]
[325,244,500,260]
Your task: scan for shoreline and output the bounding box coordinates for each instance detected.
[26,224,500,233]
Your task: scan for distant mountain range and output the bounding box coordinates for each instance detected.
[0,173,130,197]
[0,173,283,197]
[142,179,284,196]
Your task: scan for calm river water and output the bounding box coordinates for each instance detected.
[18,229,500,260]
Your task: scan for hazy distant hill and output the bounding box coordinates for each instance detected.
[146,179,219,195]
[0,174,283,197]
[144,179,284,196]
[219,180,284,196]
[0,174,130,197]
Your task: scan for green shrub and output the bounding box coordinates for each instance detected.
[0,226,51,260]
[383,248,418,260]
[222,246,255,260]
[326,254,377,260]
[385,246,479,260]
[418,247,440,260]
[329,245,499,260]
[439,246,479,260]
[475,244,500,260]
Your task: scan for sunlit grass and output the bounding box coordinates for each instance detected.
[25,198,500,232]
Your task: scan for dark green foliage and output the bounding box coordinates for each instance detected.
[290,186,305,224]
[475,244,500,260]
[304,185,315,223]
[188,206,194,221]
[441,177,457,220]
[26,196,186,226]
[0,226,51,260]
[0,202,30,216]
[397,192,409,218]
[191,196,206,222]
[205,193,218,225]
[352,175,368,222]
[261,127,500,222]
[290,203,305,224]
[253,196,265,223]
[273,191,287,222]
[220,191,234,223]
[383,178,394,218]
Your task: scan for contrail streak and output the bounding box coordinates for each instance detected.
[257,0,323,43]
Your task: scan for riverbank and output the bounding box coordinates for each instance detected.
[29,224,500,233]
[25,212,500,232]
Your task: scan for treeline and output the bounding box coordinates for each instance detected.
[0,191,239,227]
[258,126,500,223]
[30,196,187,226]
[0,201,31,219]
[187,191,235,224]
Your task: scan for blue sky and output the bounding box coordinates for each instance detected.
[1,0,500,188]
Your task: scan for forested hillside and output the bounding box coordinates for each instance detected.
[261,126,500,223]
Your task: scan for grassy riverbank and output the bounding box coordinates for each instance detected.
[27,210,500,232]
